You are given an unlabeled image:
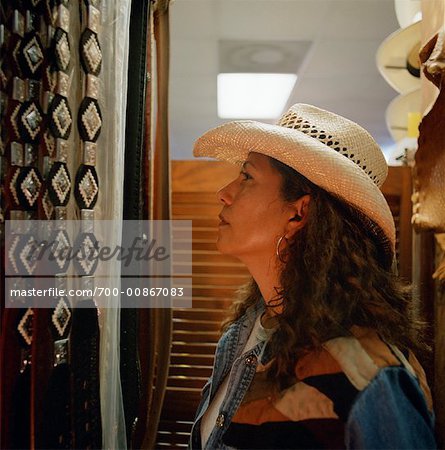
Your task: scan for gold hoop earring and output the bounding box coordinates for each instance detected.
[276,235,288,263]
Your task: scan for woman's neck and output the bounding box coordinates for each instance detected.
[243,254,283,315]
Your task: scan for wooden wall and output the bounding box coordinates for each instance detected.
[156,161,249,448]
[420,2,445,445]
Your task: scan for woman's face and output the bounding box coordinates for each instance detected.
[216,152,297,263]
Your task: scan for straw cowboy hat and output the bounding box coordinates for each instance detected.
[394,0,421,29]
[194,103,396,262]
[386,89,421,142]
[377,21,421,94]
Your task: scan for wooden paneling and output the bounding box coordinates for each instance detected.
[381,166,413,280]
[171,160,240,192]
[156,161,250,447]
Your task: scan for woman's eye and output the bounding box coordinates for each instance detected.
[240,171,252,181]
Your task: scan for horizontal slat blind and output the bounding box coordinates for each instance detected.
[156,162,250,447]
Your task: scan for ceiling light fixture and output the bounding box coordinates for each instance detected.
[217,73,297,119]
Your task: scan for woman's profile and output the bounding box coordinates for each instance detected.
[189,104,436,449]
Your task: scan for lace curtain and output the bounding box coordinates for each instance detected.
[96,1,131,448]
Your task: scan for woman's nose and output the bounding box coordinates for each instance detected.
[217,180,236,205]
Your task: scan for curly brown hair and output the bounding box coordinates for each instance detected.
[223,156,427,387]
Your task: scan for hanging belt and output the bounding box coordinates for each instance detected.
[120,0,152,446]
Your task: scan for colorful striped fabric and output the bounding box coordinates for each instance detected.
[222,327,433,449]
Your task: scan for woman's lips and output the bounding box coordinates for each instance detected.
[218,214,229,226]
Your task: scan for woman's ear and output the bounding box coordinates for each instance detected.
[286,194,311,238]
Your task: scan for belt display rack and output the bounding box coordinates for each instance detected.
[1,0,173,448]
[1,2,101,448]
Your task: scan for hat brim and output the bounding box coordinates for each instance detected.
[395,0,421,28]
[377,21,421,94]
[194,120,396,258]
[386,88,421,142]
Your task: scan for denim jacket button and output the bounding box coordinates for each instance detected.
[216,413,225,428]
[245,354,257,366]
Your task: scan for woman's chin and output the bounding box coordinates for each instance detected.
[216,240,228,254]
[216,238,235,256]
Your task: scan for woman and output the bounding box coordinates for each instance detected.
[189,104,436,449]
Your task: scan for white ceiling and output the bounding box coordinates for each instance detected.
[169,0,401,159]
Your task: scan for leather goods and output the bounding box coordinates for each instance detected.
[1,6,46,446]
[120,0,152,445]
[18,31,45,79]
[38,296,73,449]
[71,1,103,447]
[70,301,102,449]
[413,29,445,232]
[48,95,73,139]
[77,97,102,142]
[79,28,102,76]
[1,2,103,448]
[17,99,43,143]
[74,164,99,209]
[53,28,71,73]
[1,307,33,449]
[47,161,71,206]
[142,2,173,449]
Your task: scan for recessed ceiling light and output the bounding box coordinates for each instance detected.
[217,73,297,119]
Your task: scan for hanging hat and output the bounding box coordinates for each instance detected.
[394,0,421,29]
[377,21,421,94]
[386,88,421,142]
[194,103,396,262]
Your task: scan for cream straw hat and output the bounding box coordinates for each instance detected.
[194,103,396,261]
[386,88,421,142]
[376,21,421,94]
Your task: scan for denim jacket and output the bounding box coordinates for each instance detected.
[189,301,436,450]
